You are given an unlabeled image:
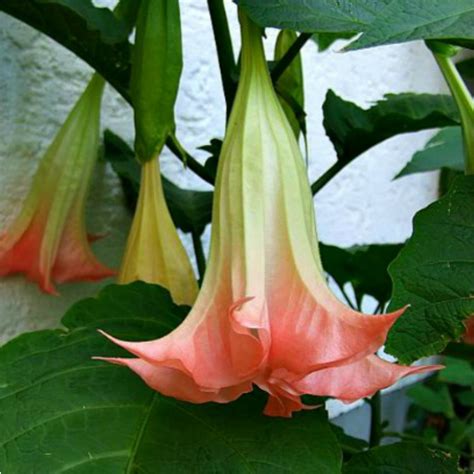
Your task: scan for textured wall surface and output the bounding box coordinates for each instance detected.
[0,1,447,353]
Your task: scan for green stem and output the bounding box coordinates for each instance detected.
[109,78,211,186]
[311,160,346,195]
[167,133,215,185]
[431,48,474,174]
[191,230,206,284]
[368,391,382,447]
[207,0,237,114]
[271,32,312,83]
[383,431,474,460]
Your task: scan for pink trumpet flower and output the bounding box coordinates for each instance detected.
[0,74,114,294]
[97,12,441,416]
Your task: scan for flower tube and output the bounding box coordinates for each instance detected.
[98,11,440,416]
[0,74,114,294]
[117,158,198,306]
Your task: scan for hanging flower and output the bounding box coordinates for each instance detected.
[97,12,440,417]
[0,74,114,294]
[117,158,198,306]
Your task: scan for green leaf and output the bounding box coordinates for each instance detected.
[234,0,390,34]
[396,127,465,179]
[199,138,223,181]
[407,384,455,418]
[312,32,355,51]
[342,442,460,473]
[323,90,460,164]
[387,175,474,364]
[350,1,474,50]
[104,131,213,235]
[0,282,343,473]
[444,419,474,447]
[444,342,474,363]
[114,0,141,30]
[131,0,182,161]
[457,57,474,80]
[0,0,132,98]
[320,243,403,307]
[438,356,474,386]
[342,442,459,474]
[274,29,306,138]
[456,390,474,407]
[331,425,368,454]
[162,178,213,235]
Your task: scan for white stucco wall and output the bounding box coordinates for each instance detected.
[0,1,447,345]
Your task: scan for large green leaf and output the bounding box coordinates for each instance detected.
[350,1,474,51]
[320,243,403,307]
[0,0,132,98]
[104,131,213,235]
[396,127,465,179]
[323,90,460,164]
[387,175,474,364]
[342,442,460,473]
[0,282,343,473]
[438,356,474,386]
[234,0,390,34]
[236,0,474,55]
[407,384,455,418]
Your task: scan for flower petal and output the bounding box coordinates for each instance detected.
[95,357,253,404]
[0,214,57,293]
[291,354,443,403]
[269,280,405,374]
[98,296,268,392]
[52,214,115,283]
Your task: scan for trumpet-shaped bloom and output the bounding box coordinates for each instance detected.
[0,74,114,294]
[97,13,440,416]
[117,158,198,306]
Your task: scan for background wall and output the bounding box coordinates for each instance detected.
[0,2,447,349]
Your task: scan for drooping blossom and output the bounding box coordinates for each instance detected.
[117,158,198,306]
[0,74,114,294]
[97,12,441,416]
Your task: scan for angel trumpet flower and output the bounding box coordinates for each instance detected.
[0,74,114,294]
[117,158,198,306]
[97,12,441,417]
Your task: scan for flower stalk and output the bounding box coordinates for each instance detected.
[428,41,474,174]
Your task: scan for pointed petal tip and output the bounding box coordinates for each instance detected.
[96,329,153,361]
[384,304,408,321]
[37,275,60,296]
[97,329,119,343]
[92,356,129,367]
[96,329,128,348]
